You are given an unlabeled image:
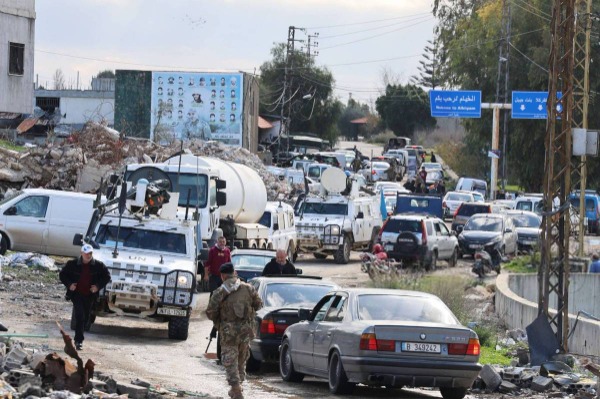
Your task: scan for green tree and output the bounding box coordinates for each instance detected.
[259,43,341,142]
[96,70,115,79]
[338,98,372,140]
[375,84,436,138]
[411,40,441,89]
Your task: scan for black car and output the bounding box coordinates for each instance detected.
[457,214,519,257]
[452,202,492,232]
[245,276,339,371]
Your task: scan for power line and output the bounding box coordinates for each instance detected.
[319,15,436,39]
[508,41,549,73]
[304,12,431,29]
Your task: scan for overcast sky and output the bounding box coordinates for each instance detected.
[34,0,436,105]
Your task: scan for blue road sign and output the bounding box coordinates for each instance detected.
[429,90,481,118]
[512,91,563,119]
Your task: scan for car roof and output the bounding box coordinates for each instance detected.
[231,249,276,257]
[505,210,540,217]
[253,276,338,285]
[470,213,504,219]
[389,214,438,221]
[334,288,437,299]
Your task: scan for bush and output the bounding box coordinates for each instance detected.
[367,130,396,145]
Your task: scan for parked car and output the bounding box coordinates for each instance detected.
[359,161,390,182]
[280,288,482,398]
[421,162,443,171]
[513,195,543,213]
[569,191,600,234]
[470,191,485,203]
[0,189,97,256]
[231,249,283,282]
[379,214,459,270]
[457,213,518,257]
[456,177,488,199]
[307,163,332,183]
[442,191,475,220]
[504,210,542,252]
[373,182,407,194]
[246,276,339,371]
[425,169,445,186]
[452,202,492,232]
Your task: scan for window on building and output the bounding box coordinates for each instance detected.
[36,97,60,112]
[9,42,25,76]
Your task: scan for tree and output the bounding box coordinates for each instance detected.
[375,84,436,138]
[338,98,372,140]
[411,40,441,89]
[259,43,341,142]
[96,70,115,79]
[53,69,65,90]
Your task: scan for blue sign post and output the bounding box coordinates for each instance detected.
[429,90,482,118]
[512,91,563,119]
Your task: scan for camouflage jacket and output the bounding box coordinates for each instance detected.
[206,277,263,341]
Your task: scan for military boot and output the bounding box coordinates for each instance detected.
[228,384,244,399]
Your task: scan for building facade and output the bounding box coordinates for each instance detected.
[35,88,115,128]
[0,0,35,115]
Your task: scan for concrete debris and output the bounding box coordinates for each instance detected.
[531,375,554,392]
[116,381,148,399]
[498,380,518,393]
[480,364,503,391]
[0,125,294,201]
[1,253,56,271]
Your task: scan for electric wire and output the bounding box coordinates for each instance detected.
[304,12,432,29]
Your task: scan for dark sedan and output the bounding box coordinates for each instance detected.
[457,213,518,257]
[246,276,339,371]
[280,289,481,398]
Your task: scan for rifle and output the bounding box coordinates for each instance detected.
[205,326,218,353]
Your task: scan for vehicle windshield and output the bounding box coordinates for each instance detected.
[472,193,484,202]
[427,171,443,181]
[0,190,23,206]
[383,219,422,233]
[515,200,535,211]
[358,294,458,324]
[446,193,472,202]
[165,172,208,208]
[308,166,323,179]
[231,254,272,269]
[570,198,596,211]
[264,283,335,307]
[96,224,187,254]
[510,214,541,228]
[258,211,271,227]
[464,217,503,232]
[372,162,390,169]
[458,204,490,217]
[300,202,348,215]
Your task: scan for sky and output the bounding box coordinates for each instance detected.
[34,0,436,106]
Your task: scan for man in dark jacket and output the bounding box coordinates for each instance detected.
[262,249,297,276]
[59,244,111,350]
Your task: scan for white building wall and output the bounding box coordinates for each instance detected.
[60,96,115,125]
[0,0,35,114]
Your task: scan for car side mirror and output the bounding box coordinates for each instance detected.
[298,308,311,321]
[216,192,227,207]
[73,233,84,246]
[356,211,364,219]
[273,223,279,231]
[4,206,16,216]
[456,225,464,233]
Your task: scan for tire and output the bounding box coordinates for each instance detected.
[328,350,354,394]
[167,315,190,340]
[334,236,351,264]
[280,339,304,382]
[440,387,468,399]
[426,250,437,272]
[313,253,328,260]
[0,233,7,255]
[246,351,262,373]
[448,248,458,268]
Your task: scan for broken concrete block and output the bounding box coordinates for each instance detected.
[480,364,503,391]
[5,369,41,388]
[498,380,518,393]
[131,378,151,388]
[117,381,148,399]
[18,382,46,397]
[94,374,117,394]
[85,378,108,392]
[531,376,554,392]
[2,345,29,371]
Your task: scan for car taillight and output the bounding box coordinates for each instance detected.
[260,318,275,334]
[372,170,377,175]
[454,205,461,218]
[359,333,395,352]
[421,220,427,246]
[448,338,480,355]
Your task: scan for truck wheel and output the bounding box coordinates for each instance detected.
[314,253,328,260]
[334,236,351,264]
[0,233,7,255]
[426,250,437,272]
[168,315,190,340]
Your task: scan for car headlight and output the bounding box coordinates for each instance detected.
[324,224,341,235]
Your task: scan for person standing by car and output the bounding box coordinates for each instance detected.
[206,263,262,399]
[262,249,296,275]
[430,151,437,163]
[418,166,428,183]
[204,236,232,294]
[589,253,600,273]
[59,244,111,350]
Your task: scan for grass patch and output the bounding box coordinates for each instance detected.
[479,345,513,366]
[367,131,396,145]
[0,140,26,152]
[503,254,539,274]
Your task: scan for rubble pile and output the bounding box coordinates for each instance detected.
[0,124,291,200]
[0,335,212,399]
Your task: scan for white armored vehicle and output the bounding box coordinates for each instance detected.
[295,168,383,264]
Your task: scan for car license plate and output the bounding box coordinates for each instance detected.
[157,307,187,317]
[385,244,394,251]
[399,342,441,353]
[469,244,483,249]
[523,240,536,245]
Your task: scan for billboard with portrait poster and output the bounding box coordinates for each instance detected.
[150,71,244,146]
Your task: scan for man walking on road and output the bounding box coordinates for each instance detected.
[59,244,111,350]
[204,236,231,294]
[262,249,297,275]
[206,263,262,399]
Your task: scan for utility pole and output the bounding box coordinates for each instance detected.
[495,0,511,191]
[540,0,576,352]
[278,26,303,156]
[572,0,593,256]
[306,33,319,58]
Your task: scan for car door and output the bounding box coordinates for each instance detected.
[438,221,455,258]
[4,195,50,252]
[292,295,335,371]
[313,294,348,372]
[505,217,518,254]
[352,204,365,243]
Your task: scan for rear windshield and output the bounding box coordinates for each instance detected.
[383,219,422,233]
[446,193,472,202]
[510,214,541,228]
[357,294,458,324]
[264,283,336,307]
[515,200,536,211]
[457,204,490,216]
[464,217,503,232]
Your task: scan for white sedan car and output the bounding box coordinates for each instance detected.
[359,162,390,182]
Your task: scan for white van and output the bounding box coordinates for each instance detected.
[258,202,298,259]
[456,177,488,199]
[0,189,97,256]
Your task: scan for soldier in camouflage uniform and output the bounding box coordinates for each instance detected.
[206,263,262,399]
